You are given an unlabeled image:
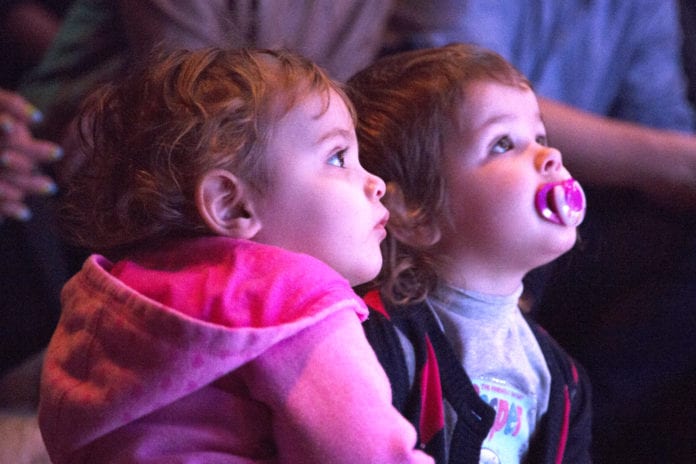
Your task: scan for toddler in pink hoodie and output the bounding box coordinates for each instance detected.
[39,47,433,464]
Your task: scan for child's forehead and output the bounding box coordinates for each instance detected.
[460,78,531,101]
[264,88,355,146]
[272,87,352,125]
[448,80,538,131]
[456,79,534,112]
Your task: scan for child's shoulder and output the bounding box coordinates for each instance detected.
[524,317,588,389]
[109,237,365,324]
[149,236,346,280]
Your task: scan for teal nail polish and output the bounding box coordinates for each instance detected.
[14,207,32,221]
[0,118,13,134]
[25,104,43,124]
[42,181,58,195]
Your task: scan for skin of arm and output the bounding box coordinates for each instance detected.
[540,97,696,211]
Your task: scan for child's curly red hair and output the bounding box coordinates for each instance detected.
[61,47,354,258]
[348,43,530,304]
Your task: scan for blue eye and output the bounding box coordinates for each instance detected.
[492,136,514,154]
[327,149,347,168]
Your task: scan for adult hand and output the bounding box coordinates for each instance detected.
[0,89,62,222]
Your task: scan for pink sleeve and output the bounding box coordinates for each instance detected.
[244,309,434,464]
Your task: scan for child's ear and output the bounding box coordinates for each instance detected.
[384,182,441,248]
[196,169,261,239]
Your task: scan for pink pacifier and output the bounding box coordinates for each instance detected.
[535,178,586,227]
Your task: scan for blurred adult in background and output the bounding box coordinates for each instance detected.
[0,87,69,377]
[0,0,73,89]
[680,0,696,108]
[1,0,74,378]
[0,2,75,378]
[0,88,63,464]
[385,1,696,462]
[19,0,392,151]
[0,10,72,463]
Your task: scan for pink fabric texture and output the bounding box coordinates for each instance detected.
[40,237,432,463]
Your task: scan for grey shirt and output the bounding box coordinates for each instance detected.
[428,283,551,463]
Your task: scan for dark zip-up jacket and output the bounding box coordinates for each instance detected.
[362,290,593,464]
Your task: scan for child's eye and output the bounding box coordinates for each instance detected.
[536,135,548,146]
[327,149,347,168]
[491,136,514,154]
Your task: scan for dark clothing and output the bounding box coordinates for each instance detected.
[362,290,592,464]
[680,0,696,108]
[0,197,83,376]
[536,191,696,463]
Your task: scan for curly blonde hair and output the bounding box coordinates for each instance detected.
[347,43,530,305]
[61,47,353,259]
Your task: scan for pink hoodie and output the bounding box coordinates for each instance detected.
[40,237,432,463]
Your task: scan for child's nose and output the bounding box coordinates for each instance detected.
[366,173,386,200]
[536,146,563,174]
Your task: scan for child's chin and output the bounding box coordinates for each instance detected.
[349,263,382,287]
[548,229,579,258]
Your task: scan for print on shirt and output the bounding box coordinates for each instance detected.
[473,377,538,463]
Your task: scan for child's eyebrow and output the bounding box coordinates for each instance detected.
[476,110,543,130]
[314,127,353,145]
[480,112,516,127]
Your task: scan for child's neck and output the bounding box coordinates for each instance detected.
[437,262,525,297]
[430,282,522,319]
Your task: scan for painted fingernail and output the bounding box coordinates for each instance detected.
[13,207,32,221]
[41,180,58,195]
[25,104,43,124]
[51,146,64,160]
[0,117,13,134]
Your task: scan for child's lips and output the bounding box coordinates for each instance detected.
[535,178,586,227]
[375,211,389,239]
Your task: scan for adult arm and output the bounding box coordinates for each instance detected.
[246,308,434,463]
[539,1,696,209]
[540,97,696,210]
